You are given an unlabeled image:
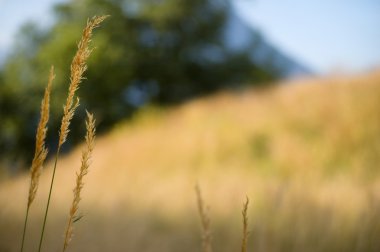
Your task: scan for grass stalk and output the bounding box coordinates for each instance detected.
[241,197,249,252]
[38,149,60,252]
[62,112,96,252]
[195,184,213,252]
[37,16,107,252]
[20,205,30,252]
[20,66,54,252]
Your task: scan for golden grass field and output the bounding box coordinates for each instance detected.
[1,71,380,251]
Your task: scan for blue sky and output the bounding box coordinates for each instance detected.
[1,0,380,74]
[234,0,380,74]
[0,0,60,49]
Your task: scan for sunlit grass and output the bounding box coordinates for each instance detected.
[1,71,380,251]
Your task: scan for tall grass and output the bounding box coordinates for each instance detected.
[63,112,96,252]
[17,14,254,252]
[38,15,107,252]
[19,15,107,252]
[20,66,54,252]
[241,197,249,252]
[5,9,378,252]
[196,185,251,252]
[195,184,213,252]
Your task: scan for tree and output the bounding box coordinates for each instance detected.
[0,0,277,168]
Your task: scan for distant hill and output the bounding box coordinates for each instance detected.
[0,71,379,251]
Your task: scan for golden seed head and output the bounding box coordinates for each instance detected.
[241,197,249,252]
[28,66,54,207]
[63,111,96,251]
[195,184,213,252]
[58,15,108,147]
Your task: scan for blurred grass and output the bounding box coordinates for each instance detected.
[1,71,380,251]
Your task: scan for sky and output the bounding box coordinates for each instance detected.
[0,0,60,49]
[0,0,380,74]
[234,0,380,74]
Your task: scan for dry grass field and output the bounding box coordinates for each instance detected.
[1,71,380,251]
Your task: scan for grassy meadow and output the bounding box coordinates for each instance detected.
[1,71,380,251]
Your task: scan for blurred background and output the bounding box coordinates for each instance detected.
[0,0,380,251]
[0,0,379,170]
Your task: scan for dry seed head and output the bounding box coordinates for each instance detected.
[195,184,213,252]
[58,15,108,147]
[63,112,96,252]
[241,197,250,252]
[28,66,54,207]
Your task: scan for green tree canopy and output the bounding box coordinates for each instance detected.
[0,0,277,168]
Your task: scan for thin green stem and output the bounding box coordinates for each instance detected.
[20,205,30,252]
[38,147,60,252]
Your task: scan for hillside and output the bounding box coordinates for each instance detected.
[1,72,380,252]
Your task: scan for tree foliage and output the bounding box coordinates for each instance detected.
[0,0,277,167]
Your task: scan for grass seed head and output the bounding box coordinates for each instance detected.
[58,15,108,147]
[63,111,96,252]
[195,184,213,252]
[28,66,54,207]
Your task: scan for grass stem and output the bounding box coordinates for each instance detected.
[20,206,30,252]
[38,148,60,252]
